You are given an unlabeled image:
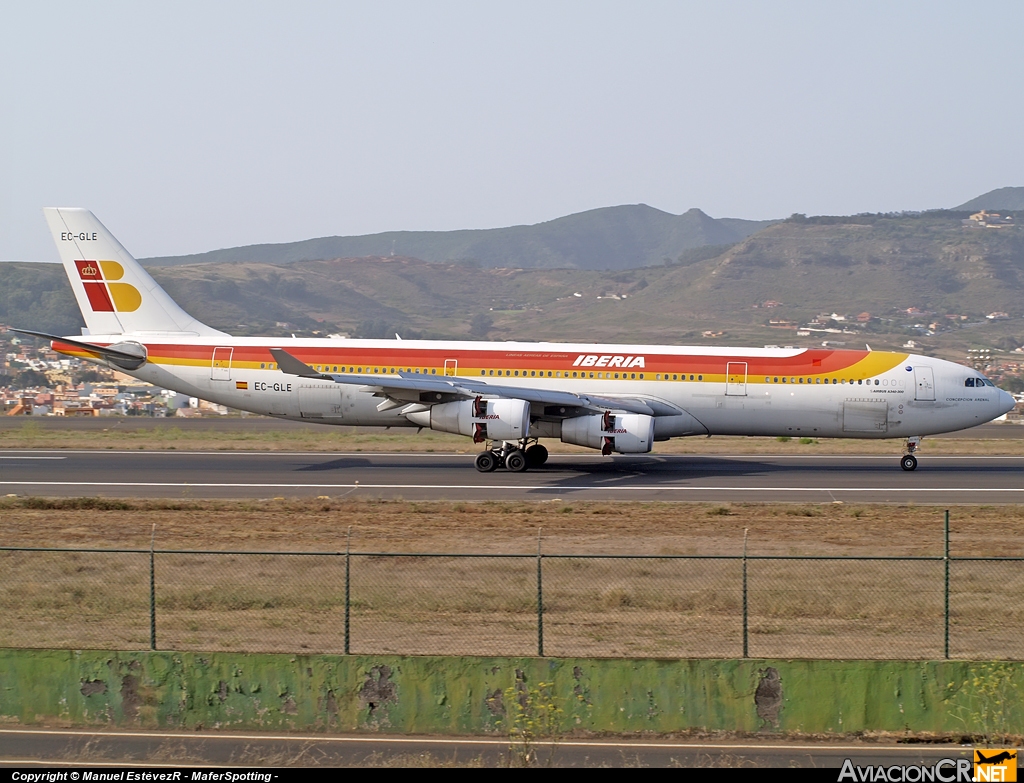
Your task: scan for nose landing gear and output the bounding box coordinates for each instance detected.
[474,439,548,472]
[901,437,921,471]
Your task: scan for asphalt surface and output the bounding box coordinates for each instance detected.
[0,728,981,768]
[1,449,1023,502]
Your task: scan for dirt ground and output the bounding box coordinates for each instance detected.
[2,496,1023,555]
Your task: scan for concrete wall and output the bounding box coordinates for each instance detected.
[1,649,1021,735]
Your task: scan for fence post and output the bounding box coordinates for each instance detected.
[345,525,352,656]
[149,524,157,651]
[537,527,544,658]
[944,510,950,660]
[742,528,749,659]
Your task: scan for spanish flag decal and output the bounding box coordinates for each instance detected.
[236,381,248,390]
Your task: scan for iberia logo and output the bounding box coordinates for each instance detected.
[74,260,142,312]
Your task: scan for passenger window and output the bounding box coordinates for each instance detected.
[572,372,578,378]
[531,371,536,376]
[260,363,266,369]
[773,377,778,383]
[698,375,703,381]
[799,378,804,384]
[630,373,636,379]
[874,379,879,385]
[431,369,436,374]
[514,371,519,376]
[690,374,695,380]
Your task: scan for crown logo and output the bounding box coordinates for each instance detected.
[81,263,98,276]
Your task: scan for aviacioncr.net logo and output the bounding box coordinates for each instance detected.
[74,260,142,312]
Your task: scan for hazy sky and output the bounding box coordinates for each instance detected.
[2,2,1022,261]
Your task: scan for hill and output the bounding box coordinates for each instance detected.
[142,205,774,271]
[955,187,1024,211]
[3,209,1023,361]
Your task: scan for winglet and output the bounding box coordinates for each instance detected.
[269,347,332,379]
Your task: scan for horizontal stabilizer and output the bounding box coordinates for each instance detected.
[12,328,148,370]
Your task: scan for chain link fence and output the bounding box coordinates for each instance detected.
[1,518,1021,659]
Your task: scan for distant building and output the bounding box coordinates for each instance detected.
[965,210,1014,228]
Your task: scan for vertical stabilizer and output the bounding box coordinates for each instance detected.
[44,208,226,336]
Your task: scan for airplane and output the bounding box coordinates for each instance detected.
[15,207,1016,473]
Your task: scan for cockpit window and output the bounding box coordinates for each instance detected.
[965,378,975,387]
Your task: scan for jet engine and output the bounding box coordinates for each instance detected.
[409,397,530,443]
[560,412,654,455]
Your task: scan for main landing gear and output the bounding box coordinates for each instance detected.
[900,436,921,471]
[474,440,549,472]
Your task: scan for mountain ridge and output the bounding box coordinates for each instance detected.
[954,186,1024,211]
[142,204,775,271]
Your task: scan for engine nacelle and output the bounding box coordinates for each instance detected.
[419,397,530,442]
[560,413,654,454]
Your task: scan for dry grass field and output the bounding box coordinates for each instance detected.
[1,497,1021,659]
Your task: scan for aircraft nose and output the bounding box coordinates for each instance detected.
[999,389,1017,416]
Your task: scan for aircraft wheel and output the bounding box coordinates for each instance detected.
[505,449,528,472]
[525,444,548,468]
[900,454,918,472]
[475,452,499,472]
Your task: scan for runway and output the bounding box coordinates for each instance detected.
[2,450,1023,502]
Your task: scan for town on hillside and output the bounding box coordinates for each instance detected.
[1,327,227,418]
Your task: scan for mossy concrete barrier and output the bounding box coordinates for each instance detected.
[1,649,1021,735]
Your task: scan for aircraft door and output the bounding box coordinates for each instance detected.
[211,347,233,381]
[444,359,458,377]
[914,366,935,401]
[725,362,748,396]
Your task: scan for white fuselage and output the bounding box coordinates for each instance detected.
[63,334,1016,442]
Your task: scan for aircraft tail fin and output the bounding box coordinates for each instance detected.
[43,208,226,337]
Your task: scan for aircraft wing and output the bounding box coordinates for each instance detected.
[269,348,664,416]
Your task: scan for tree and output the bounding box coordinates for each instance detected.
[12,369,50,389]
[469,312,493,338]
